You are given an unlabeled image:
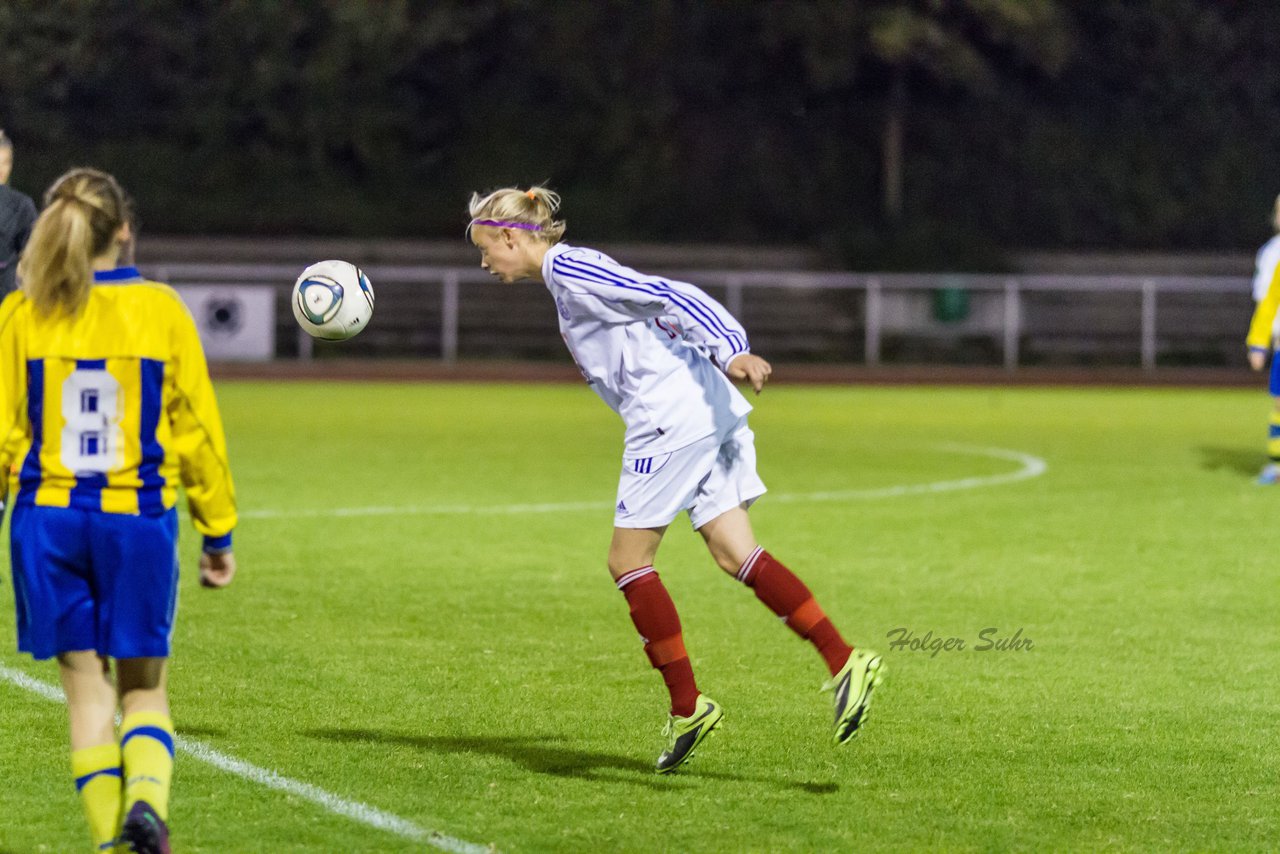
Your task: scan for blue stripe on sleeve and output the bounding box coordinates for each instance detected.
[563,255,745,349]
[203,532,233,553]
[553,256,746,352]
[16,360,44,507]
[555,256,743,348]
[136,358,166,514]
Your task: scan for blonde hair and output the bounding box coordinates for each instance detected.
[467,186,566,244]
[18,168,129,317]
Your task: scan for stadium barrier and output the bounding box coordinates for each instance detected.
[144,263,1253,370]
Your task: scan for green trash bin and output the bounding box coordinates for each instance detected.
[932,285,969,323]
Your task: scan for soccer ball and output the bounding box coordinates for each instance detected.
[291,260,375,341]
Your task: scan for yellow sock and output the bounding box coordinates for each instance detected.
[119,711,175,821]
[1268,412,1280,460]
[71,742,122,851]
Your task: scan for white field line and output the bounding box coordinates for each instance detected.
[240,443,1047,521]
[772,443,1046,503]
[0,664,491,854]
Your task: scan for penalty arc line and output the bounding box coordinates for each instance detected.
[772,443,1047,503]
[239,443,1048,521]
[0,664,492,854]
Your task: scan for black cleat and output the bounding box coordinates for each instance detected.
[119,801,170,854]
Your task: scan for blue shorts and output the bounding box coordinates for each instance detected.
[1269,351,1280,397]
[9,505,179,661]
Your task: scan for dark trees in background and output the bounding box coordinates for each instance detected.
[0,0,1276,268]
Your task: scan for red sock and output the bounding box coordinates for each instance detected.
[737,547,853,677]
[616,566,699,716]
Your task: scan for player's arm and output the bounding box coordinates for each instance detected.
[1247,262,1280,370]
[647,276,768,390]
[198,550,236,589]
[551,252,764,384]
[724,352,772,394]
[166,300,238,581]
[633,274,771,393]
[0,293,28,506]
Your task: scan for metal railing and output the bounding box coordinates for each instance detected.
[144,263,1251,370]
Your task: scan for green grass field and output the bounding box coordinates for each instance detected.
[3,381,1279,852]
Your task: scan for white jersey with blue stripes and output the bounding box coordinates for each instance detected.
[542,243,753,454]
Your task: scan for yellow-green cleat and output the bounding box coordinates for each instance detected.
[656,694,723,774]
[823,648,886,745]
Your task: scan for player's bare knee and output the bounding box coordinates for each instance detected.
[607,549,642,579]
[607,526,665,579]
[709,547,739,575]
[606,556,628,579]
[57,651,108,676]
[116,657,167,695]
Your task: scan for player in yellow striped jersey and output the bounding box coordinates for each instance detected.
[0,168,237,853]
[1246,199,1280,484]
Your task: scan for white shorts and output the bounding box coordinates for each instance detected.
[613,417,767,530]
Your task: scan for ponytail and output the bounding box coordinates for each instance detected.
[17,168,128,317]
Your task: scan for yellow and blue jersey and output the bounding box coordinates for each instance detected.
[0,267,235,545]
[1248,258,1280,351]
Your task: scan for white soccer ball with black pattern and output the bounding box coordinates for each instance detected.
[291,260,375,340]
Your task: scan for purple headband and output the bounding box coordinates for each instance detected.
[469,219,543,231]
